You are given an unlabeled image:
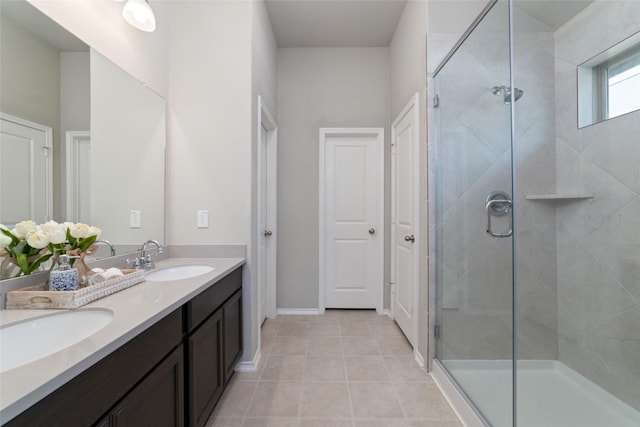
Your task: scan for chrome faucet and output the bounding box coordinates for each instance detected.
[139,239,162,271]
[95,239,116,257]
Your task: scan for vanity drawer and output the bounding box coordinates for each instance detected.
[185,267,242,333]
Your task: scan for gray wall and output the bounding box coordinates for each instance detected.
[277,47,390,309]
[554,0,640,411]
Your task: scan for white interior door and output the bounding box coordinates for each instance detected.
[391,94,420,347]
[259,123,269,325]
[65,131,91,223]
[0,114,52,225]
[320,128,383,311]
[257,96,277,324]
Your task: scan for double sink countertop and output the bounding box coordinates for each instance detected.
[0,257,245,424]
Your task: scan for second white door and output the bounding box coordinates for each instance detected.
[320,128,383,311]
[391,94,420,348]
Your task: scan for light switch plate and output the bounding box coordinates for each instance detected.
[129,210,141,228]
[197,210,209,228]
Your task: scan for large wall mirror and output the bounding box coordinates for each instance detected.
[0,0,165,277]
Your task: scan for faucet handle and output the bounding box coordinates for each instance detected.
[126,257,143,270]
[145,255,155,270]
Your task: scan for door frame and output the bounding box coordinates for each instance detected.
[65,130,91,222]
[318,127,385,314]
[0,112,53,224]
[390,93,420,348]
[257,96,278,321]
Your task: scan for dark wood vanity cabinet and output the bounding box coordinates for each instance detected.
[186,268,242,427]
[4,266,243,427]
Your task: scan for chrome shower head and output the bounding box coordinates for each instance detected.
[491,85,524,104]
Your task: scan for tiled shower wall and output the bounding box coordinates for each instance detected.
[553,0,640,411]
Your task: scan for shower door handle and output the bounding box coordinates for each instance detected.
[486,198,513,237]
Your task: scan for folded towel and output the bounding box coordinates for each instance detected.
[89,267,124,286]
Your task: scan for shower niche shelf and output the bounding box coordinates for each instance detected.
[525,193,594,201]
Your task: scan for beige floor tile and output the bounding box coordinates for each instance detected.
[206,417,244,427]
[340,322,372,337]
[278,322,310,336]
[338,309,378,322]
[342,336,380,356]
[309,310,341,322]
[275,315,312,323]
[349,382,405,419]
[384,356,429,382]
[354,420,409,427]
[409,422,463,427]
[300,382,352,418]
[370,321,406,337]
[270,336,308,355]
[261,355,306,381]
[376,334,412,355]
[260,335,275,354]
[210,378,257,418]
[308,322,340,336]
[303,356,346,382]
[307,336,343,355]
[242,418,298,427]
[345,356,390,382]
[299,420,353,427]
[247,382,302,417]
[261,321,280,337]
[395,381,459,421]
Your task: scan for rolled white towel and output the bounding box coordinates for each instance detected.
[89,267,124,285]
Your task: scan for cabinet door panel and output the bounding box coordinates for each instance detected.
[223,290,242,384]
[188,310,224,427]
[107,346,184,427]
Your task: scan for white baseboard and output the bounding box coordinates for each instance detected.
[383,309,392,318]
[235,349,261,372]
[414,349,425,368]
[276,308,322,315]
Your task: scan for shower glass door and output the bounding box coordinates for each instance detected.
[434,0,515,425]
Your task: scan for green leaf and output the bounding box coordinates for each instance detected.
[27,253,52,274]
[16,253,29,275]
[66,228,77,247]
[79,235,97,252]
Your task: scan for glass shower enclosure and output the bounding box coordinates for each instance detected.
[432,0,640,426]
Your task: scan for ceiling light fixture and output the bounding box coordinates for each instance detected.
[122,0,156,32]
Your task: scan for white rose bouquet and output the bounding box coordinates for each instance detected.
[0,220,102,278]
[0,221,53,277]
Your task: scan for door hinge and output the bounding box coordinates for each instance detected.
[433,95,440,108]
[42,146,51,157]
[434,324,441,340]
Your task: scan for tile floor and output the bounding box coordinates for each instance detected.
[206,309,462,427]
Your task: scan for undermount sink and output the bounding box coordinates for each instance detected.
[0,309,113,373]
[145,265,214,282]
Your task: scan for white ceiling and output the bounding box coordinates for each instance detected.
[265,0,408,48]
[0,1,88,52]
[265,0,595,48]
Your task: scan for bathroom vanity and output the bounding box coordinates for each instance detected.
[0,258,244,427]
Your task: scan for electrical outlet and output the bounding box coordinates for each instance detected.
[197,210,209,228]
[129,210,141,228]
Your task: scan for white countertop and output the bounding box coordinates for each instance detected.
[0,257,245,424]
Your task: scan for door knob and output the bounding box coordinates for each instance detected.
[264,230,273,237]
[369,228,376,235]
[404,234,415,243]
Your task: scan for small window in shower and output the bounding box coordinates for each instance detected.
[605,51,640,118]
[577,31,640,127]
